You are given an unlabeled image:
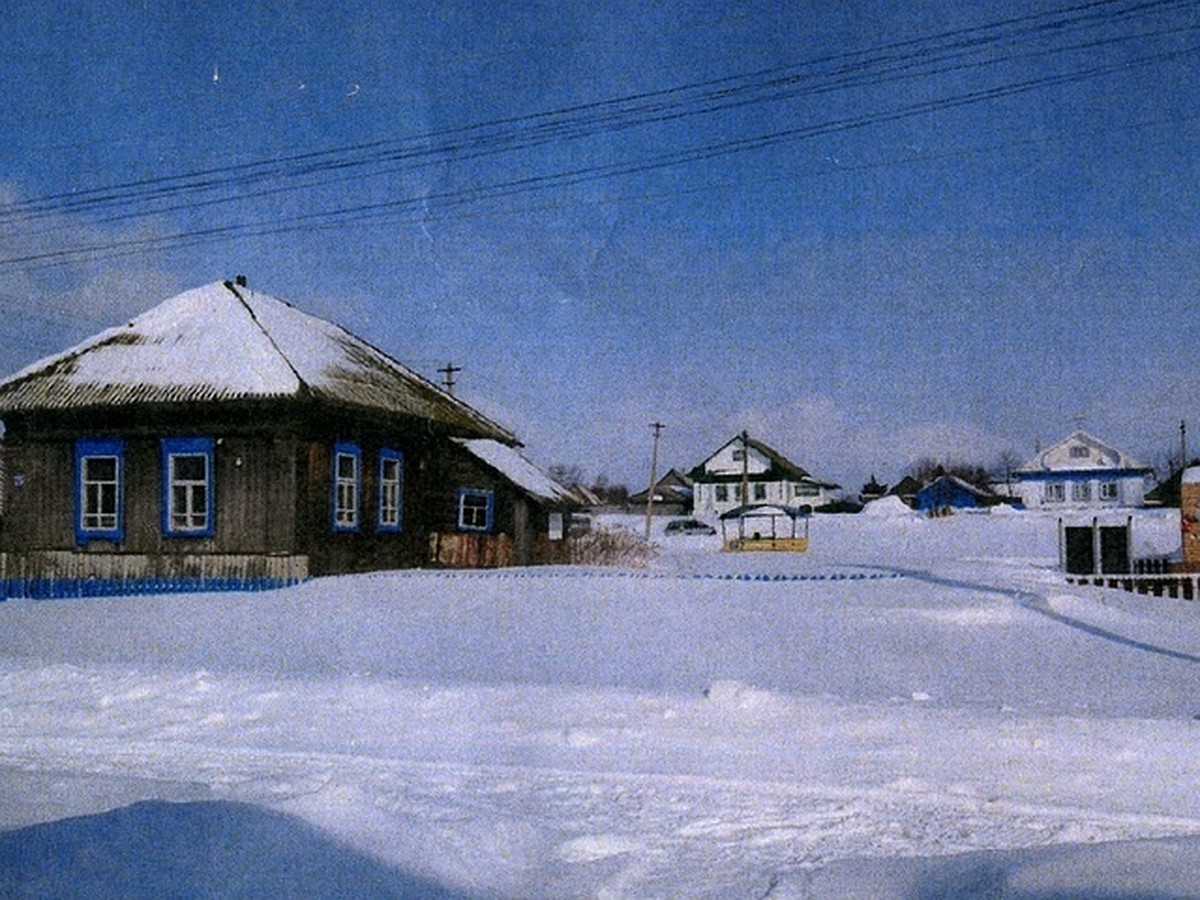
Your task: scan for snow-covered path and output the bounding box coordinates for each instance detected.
[3,510,1200,896]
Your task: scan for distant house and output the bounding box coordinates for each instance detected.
[1145,459,1200,508]
[859,474,888,505]
[1013,430,1153,510]
[430,439,581,567]
[916,474,1002,515]
[628,468,693,516]
[689,433,839,517]
[0,279,538,597]
[888,475,923,509]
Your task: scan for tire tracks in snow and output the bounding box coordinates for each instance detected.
[892,567,1200,666]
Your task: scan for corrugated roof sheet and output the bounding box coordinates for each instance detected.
[0,281,516,442]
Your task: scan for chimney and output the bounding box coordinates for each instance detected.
[235,274,247,287]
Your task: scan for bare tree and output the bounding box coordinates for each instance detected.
[548,463,586,488]
[908,457,991,489]
[993,448,1023,496]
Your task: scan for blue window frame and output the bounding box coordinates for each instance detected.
[75,438,124,544]
[161,437,215,537]
[377,448,404,532]
[457,488,494,532]
[332,442,361,532]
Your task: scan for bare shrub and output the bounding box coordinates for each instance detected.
[568,526,658,567]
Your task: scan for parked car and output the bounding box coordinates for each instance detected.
[664,518,716,536]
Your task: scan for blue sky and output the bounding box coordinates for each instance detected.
[2,0,1198,491]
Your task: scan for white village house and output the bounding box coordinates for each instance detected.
[689,433,839,517]
[1013,430,1153,510]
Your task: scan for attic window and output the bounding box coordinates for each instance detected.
[1070,446,1090,458]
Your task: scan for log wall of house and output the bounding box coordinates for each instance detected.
[427,448,566,567]
[297,436,432,576]
[0,432,300,557]
[0,403,552,586]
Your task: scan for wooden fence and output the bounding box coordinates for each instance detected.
[0,551,309,599]
[1065,574,1200,601]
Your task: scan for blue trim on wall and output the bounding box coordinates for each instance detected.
[457,488,494,532]
[0,576,306,601]
[377,448,404,533]
[161,436,216,538]
[74,438,125,545]
[1016,469,1150,483]
[331,441,362,533]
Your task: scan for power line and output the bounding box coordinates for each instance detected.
[17,0,1194,224]
[0,0,1194,269]
[5,0,1186,228]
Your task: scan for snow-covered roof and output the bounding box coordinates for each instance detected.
[718,503,810,521]
[1016,430,1150,475]
[917,474,998,500]
[691,433,839,488]
[454,438,578,506]
[0,281,515,442]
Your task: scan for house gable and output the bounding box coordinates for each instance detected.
[690,435,812,483]
[1017,430,1149,477]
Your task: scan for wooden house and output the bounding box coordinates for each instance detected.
[0,279,524,597]
[887,475,923,508]
[689,433,839,517]
[915,474,1003,515]
[428,438,580,567]
[628,468,694,516]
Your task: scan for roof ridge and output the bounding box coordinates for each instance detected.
[222,280,310,397]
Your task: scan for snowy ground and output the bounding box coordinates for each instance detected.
[3,507,1200,897]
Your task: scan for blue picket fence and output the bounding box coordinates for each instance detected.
[0,576,306,601]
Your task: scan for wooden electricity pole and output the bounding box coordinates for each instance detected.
[438,362,462,395]
[740,430,750,507]
[645,422,664,541]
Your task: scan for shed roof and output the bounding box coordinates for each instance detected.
[0,281,516,442]
[454,438,578,506]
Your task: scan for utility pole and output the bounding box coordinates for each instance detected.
[1182,419,1188,470]
[740,430,750,508]
[438,361,462,395]
[645,422,664,542]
